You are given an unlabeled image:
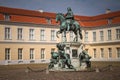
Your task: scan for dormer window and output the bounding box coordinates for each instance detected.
[4,14,10,21]
[46,18,51,24]
[108,18,112,24]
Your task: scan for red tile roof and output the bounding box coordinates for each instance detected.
[112,17,120,24]
[0,6,56,18]
[0,14,4,20]
[0,6,120,27]
[11,15,47,24]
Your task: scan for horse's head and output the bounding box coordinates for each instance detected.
[56,13,65,23]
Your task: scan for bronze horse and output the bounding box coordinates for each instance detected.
[56,13,82,42]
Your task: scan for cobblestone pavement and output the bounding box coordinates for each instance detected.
[0,65,120,80]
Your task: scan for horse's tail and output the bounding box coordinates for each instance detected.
[73,21,83,40]
[56,30,60,38]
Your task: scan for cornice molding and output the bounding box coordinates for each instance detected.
[82,23,120,30]
[0,20,59,29]
[84,40,120,45]
[0,41,57,45]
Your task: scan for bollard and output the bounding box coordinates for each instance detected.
[109,65,113,71]
[46,67,49,74]
[95,66,100,72]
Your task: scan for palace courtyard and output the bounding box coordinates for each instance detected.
[0,63,120,80]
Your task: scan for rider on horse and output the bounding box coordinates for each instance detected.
[56,8,83,41]
[65,7,74,31]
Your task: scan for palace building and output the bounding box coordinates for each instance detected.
[0,6,120,65]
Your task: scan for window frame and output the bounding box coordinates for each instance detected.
[18,28,23,40]
[5,48,10,60]
[100,48,104,58]
[29,29,35,40]
[100,31,104,41]
[51,30,56,41]
[30,48,34,60]
[41,48,45,59]
[18,48,23,60]
[107,30,112,40]
[108,48,112,58]
[93,32,96,42]
[116,29,120,40]
[40,29,45,41]
[5,27,11,40]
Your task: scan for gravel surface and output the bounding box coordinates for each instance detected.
[0,65,120,80]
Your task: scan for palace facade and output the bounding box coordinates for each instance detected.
[0,6,120,65]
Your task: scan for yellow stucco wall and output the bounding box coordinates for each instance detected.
[0,23,120,64]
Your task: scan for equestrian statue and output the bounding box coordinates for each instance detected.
[56,7,83,42]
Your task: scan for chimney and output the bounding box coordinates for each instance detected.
[38,9,43,13]
[106,9,111,14]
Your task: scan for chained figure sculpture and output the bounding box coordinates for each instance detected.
[79,50,91,68]
[48,52,59,69]
[57,43,74,69]
[48,43,75,69]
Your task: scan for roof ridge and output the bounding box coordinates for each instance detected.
[0,6,56,18]
[1,6,120,20]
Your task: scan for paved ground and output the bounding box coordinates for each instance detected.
[0,64,120,80]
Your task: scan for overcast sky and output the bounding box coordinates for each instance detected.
[0,0,120,16]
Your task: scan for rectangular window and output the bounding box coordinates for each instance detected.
[5,27,11,40]
[93,32,96,42]
[40,29,45,40]
[117,48,120,58]
[108,30,112,40]
[70,31,74,42]
[100,48,104,58]
[29,29,34,40]
[5,48,10,60]
[51,30,55,41]
[18,28,23,40]
[30,49,34,60]
[108,48,112,58]
[93,49,96,58]
[85,32,88,42]
[108,18,112,24]
[41,49,45,59]
[100,31,104,41]
[72,49,78,57]
[4,14,10,21]
[18,48,23,60]
[116,29,120,40]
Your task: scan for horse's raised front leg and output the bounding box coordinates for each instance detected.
[79,28,83,40]
[73,36,77,42]
[73,31,78,42]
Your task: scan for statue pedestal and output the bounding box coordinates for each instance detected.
[64,42,82,57]
[80,62,87,69]
[49,62,76,71]
[49,42,91,71]
[71,58,80,68]
[64,42,86,70]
